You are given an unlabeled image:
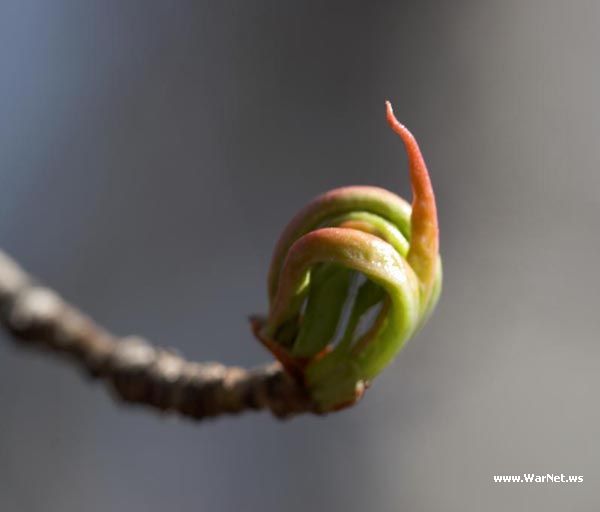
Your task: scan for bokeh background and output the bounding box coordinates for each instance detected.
[1,1,599,510]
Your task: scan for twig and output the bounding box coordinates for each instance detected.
[0,250,313,421]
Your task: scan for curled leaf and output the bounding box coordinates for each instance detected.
[252,102,442,412]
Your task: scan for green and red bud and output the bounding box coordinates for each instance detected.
[252,102,442,412]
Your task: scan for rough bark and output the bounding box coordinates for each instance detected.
[0,250,314,421]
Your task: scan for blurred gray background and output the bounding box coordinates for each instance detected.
[1,1,599,511]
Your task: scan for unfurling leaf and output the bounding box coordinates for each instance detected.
[252,102,442,412]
